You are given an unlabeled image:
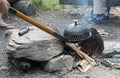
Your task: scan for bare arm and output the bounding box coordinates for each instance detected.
[0,0,10,13]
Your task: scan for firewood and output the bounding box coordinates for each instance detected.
[66,43,96,65]
[66,43,96,72]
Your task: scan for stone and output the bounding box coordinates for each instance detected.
[103,41,120,54]
[44,55,73,73]
[4,27,64,61]
[12,0,36,16]
[7,0,20,4]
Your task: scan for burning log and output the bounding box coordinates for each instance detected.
[78,28,104,58]
[64,27,103,72]
[101,59,115,68]
[100,59,120,69]
[66,43,96,72]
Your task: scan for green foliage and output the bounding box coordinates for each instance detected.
[28,0,60,10]
[28,0,42,8]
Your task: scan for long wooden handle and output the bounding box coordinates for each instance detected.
[9,7,68,42]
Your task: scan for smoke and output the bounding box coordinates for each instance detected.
[71,0,95,28]
[71,0,99,28]
[60,0,97,27]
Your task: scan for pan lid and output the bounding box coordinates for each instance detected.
[64,20,92,43]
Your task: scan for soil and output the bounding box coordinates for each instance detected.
[0,7,120,78]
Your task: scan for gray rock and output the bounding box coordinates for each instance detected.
[44,55,73,73]
[12,0,36,16]
[103,41,120,54]
[4,27,64,61]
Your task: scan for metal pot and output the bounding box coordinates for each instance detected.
[64,20,92,43]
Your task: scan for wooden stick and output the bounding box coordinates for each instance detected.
[66,43,96,65]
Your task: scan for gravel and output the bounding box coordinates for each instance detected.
[0,7,120,78]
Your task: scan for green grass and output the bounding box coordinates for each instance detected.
[28,0,60,10]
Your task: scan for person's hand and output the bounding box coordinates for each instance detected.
[0,0,10,13]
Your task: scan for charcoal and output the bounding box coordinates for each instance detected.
[104,51,120,58]
[78,28,104,58]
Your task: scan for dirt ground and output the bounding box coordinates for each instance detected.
[0,7,120,78]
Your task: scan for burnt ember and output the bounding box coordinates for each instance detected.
[8,57,45,71]
[63,45,80,62]
[78,28,104,58]
[104,51,120,58]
